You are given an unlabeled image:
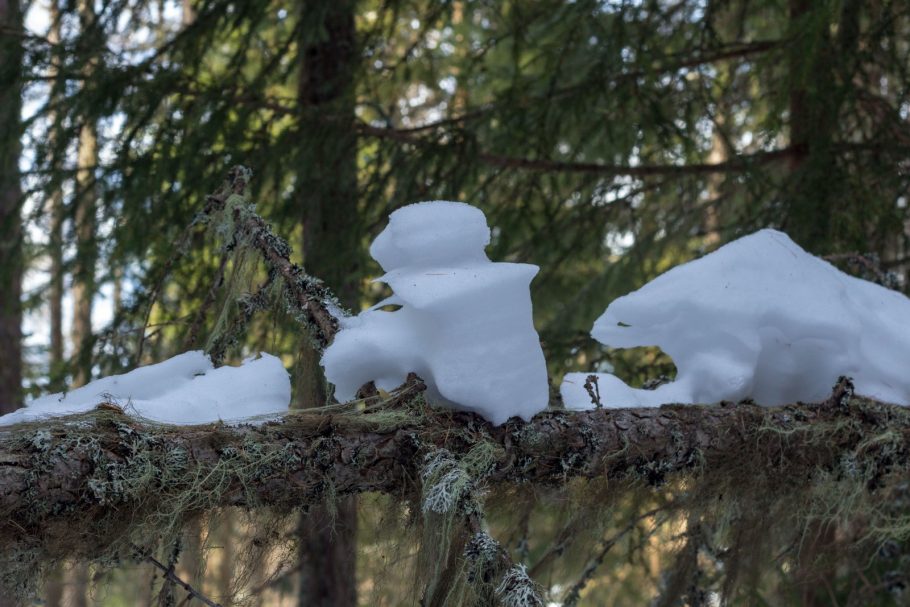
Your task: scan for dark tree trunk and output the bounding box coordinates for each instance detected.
[785,0,861,253]
[48,0,64,393]
[0,0,22,415]
[787,4,863,602]
[295,2,360,606]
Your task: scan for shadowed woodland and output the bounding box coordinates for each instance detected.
[1,0,910,605]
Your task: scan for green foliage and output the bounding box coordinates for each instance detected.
[13,0,910,604]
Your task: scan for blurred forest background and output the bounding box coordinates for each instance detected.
[1,0,909,605]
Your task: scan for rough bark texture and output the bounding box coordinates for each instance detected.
[0,381,904,559]
[0,0,23,414]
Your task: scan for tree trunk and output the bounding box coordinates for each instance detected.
[785,0,857,252]
[702,6,738,248]
[217,511,235,603]
[43,9,64,597]
[786,4,861,602]
[64,4,99,604]
[787,0,810,175]
[47,0,65,393]
[177,519,204,604]
[295,2,361,606]
[71,113,97,388]
[49,204,65,390]
[71,0,99,389]
[0,0,23,415]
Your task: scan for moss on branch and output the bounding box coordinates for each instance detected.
[1,382,910,601]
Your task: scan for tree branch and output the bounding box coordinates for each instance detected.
[475,146,798,177]
[201,166,340,348]
[355,122,798,177]
[0,385,906,562]
[137,545,224,607]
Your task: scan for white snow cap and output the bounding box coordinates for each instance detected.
[562,229,910,409]
[0,351,291,426]
[322,201,550,425]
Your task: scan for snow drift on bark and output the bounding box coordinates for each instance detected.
[0,351,291,425]
[562,229,910,409]
[321,201,549,425]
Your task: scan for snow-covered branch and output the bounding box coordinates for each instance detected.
[0,382,904,561]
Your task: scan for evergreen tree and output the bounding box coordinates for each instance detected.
[6,0,910,604]
[0,0,23,414]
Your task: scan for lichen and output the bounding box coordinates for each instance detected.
[496,565,543,607]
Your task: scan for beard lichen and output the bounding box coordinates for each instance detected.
[3,384,910,604]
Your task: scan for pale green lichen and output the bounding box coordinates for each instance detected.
[496,565,543,607]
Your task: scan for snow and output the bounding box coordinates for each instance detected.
[562,229,910,409]
[321,201,549,425]
[0,351,291,426]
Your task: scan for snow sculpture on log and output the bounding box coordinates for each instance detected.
[0,352,291,426]
[562,229,910,409]
[321,201,549,425]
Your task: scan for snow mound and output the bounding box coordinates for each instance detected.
[322,201,549,425]
[0,351,291,426]
[562,229,910,409]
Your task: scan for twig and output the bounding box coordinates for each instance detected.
[201,167,340,349]
[823,252,900,290]
[183,252,229,350]
[136,218,210,363]
[138,546,224,607]
[825,376,855,410]
[562,508,668,606]
[584,375,603,408]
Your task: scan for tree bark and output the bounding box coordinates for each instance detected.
[47,1,65,393]
[71,0,99,390]
[295,2,360,606]
[0,0,23,415]
[63,4,100,603]
[71,122,97,389]
[0,385,903,560]
[43,11,64,602]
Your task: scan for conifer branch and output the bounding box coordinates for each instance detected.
[201,166,340,349]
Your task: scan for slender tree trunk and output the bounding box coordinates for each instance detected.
[71,0,98,389]
[704,105,728,247]
[177,518,204,603]
[786,3,862,603]
[785,0,855,252]
[702,7,738,247]
[42,5,69,602]
[182,0,195,26]
[71,118,97,388]
[787,0,810,174]
[0,0,23,416]
[63,4,99,605]
[295,2,360,606]
[48,0,65,393]
[217,511,235,603]
[49,204,65,387]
